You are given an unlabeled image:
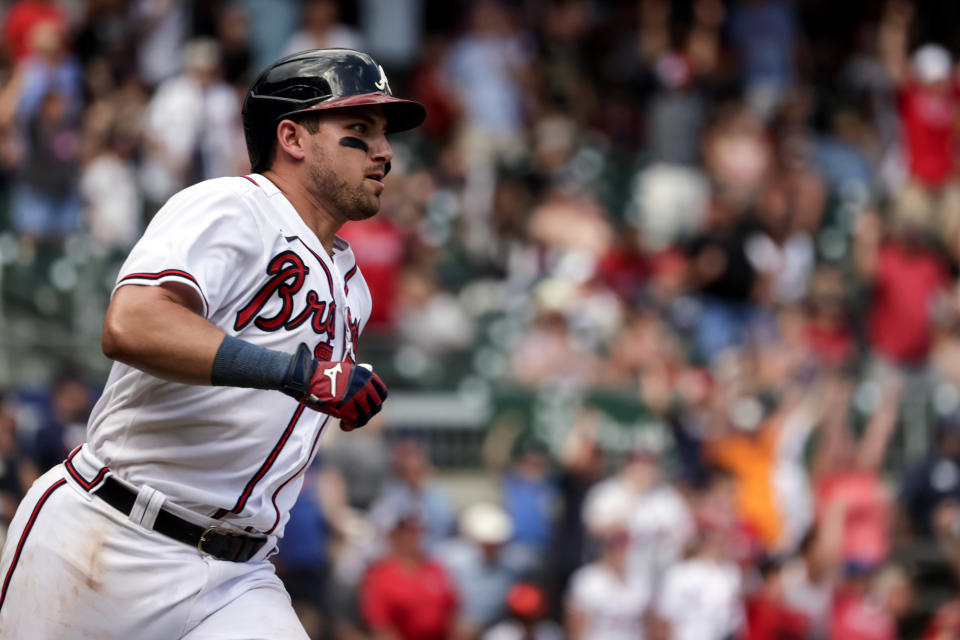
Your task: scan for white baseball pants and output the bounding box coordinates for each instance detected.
[0,465,309,639]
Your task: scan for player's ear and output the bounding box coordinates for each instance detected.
[274,119,307,163]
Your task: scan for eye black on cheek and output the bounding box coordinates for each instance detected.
[339,136,369,153]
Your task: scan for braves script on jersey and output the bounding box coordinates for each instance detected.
[82,172,370,537]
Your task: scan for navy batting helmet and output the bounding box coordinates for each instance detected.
[242,49,426,172]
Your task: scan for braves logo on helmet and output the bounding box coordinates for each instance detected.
[242,49,425,172]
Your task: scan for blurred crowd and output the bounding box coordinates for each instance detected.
[6,0,960,638]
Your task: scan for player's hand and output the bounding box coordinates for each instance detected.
[280,344,387,429]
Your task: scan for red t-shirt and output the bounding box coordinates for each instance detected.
[867,243,950,364]
[746,596,810,640]
[361,556,458,640]
[816,470,891,567]
[338,218,406,330]
[899,81,960,187]
[923,599,960,639]
[831,588,896,640]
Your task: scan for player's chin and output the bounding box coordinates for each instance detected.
[347,197,381,221]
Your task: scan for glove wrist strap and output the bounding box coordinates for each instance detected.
[210,335,299,391]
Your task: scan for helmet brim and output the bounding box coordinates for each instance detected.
[285,93,426,134]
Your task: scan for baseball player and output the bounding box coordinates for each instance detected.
[0,49,424,639]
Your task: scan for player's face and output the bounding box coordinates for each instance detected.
[302,106,393,222]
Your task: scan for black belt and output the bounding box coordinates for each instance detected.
[93,476,266,562]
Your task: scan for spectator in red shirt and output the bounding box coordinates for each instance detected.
[812,379,900,571]
[360,508,459,640]
[880,3,960,248]
[2,0,66,61]
[855,212,951,367]
[745,556,810,640]
[898,44,958,190]
[339,215,407,331]
[831,564,913,640]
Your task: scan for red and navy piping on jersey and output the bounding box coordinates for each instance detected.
[64,445,109,491]
[287,235,335,295]
[265,415,331,535]
[0,477,66,611]
[242,175,262,188]
[213,402,307,519]
[286,235,357,348]
[343,264,358,295]
[118,269,210,316]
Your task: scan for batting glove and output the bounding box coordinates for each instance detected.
[280,344,388,429]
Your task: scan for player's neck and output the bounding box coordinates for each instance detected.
[263,169,341,256]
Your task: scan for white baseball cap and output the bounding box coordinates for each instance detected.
[912,43,953,84]
[460,503,513,545]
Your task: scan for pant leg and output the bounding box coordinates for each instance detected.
[182,558,309,640]
[0,466,207,640]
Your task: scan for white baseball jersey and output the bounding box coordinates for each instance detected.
[85,172,371,538]
[566,561,651,640]
[655,557,744,640]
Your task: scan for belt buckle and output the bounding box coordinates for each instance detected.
[197,524,229,554]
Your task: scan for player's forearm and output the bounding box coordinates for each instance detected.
[102,285,225,384]
[103,284,386,428]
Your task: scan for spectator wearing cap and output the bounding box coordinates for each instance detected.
[582,439,694,594]
[483,582,563,640]
[899,414,960,537]
[437,503,534,639]
[879,5,960,247]
[653,514,745,640]
[359,505,459,640]
[566,500,651,640]
[884,36,960,245]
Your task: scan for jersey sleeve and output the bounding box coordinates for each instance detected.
[114,182,264,318]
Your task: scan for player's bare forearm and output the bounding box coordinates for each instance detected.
[102,283,224,385]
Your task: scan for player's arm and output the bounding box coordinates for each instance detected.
[102,282,224,385]
[102,282,387,428]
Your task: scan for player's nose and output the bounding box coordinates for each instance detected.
[369,135,392,166]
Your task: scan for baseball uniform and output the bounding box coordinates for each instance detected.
[0,173,369,639]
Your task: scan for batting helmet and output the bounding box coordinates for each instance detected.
[242,49,426,172]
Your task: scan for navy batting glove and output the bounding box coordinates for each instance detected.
[280,344,388,429]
